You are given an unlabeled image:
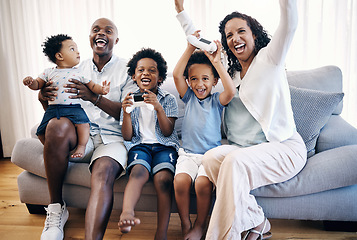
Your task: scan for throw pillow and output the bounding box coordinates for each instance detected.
[290,86,344,157]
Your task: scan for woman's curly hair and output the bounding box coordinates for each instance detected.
[127,48,167,86]
[219,12,271,78]
[42,34,72,64]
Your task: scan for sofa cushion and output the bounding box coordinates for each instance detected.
[251,145,357,197]
[290,86,344,157]
[287,65,343,115]
[316,115,357,153]
[161,74,184,137]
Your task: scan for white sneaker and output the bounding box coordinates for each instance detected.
[40,202,69,240]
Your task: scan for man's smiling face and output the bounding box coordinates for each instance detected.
[89,18,119,57]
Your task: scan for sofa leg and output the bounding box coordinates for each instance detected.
[25,203,47,214]
[323,221,357,232]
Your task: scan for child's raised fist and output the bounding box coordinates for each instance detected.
[23,76,34,86]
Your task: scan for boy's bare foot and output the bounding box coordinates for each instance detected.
[71,145,86,158]
[118,211,141,233]
[184,224,205,240]
[154,231,168,240]
[181,220,192,237]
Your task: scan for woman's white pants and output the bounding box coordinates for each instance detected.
[202,132,307,240]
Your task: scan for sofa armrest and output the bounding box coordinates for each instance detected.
[11,138,46,178]
[31,124,39,139]
[316,115,357,153]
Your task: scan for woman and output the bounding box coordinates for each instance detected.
[175,0,307,239]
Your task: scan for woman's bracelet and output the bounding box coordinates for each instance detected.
[94,94,102,106]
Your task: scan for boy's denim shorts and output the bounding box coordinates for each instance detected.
[127,143,178,175]
[36,104,89,136]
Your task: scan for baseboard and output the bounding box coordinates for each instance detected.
[323,221,357,232]
[26,203,47,215]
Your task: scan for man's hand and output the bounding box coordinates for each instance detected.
[64,79,96,102]
[38,81,57,110]
[39,81,58,102]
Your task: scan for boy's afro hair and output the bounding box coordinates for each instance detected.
[42,34,72,64]
[127,48,168,86]
[184,50,219,79]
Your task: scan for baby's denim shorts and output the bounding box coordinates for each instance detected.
[127,143,178,175]
[36,104,90,136]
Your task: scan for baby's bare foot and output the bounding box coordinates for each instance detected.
[118,211,141,233]
[71,145,86,158]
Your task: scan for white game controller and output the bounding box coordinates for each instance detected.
[187,35,217,53]
[125,92,154,113]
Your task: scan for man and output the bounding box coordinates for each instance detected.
[39,18,137,240]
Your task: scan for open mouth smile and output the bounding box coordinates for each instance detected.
[196,88,206,96]
[141,78,151,86]
[234,43,245,53]
[95,38,107,48]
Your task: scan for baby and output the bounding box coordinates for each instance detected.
[23,34,110,158]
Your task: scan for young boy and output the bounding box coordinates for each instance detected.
[119,48,180,240]
[172,32,235,239]
[23,34,110,158]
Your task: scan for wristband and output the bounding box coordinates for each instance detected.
[94,94,102,106]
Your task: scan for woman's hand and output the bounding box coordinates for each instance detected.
[174,0,184,13]
[64,79,96,102]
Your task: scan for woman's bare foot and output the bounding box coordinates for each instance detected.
[243,218,272,240]
[71,145,86,158]
[118,211,141,233]
[184,224,205,240]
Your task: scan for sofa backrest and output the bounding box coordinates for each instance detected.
[161,65,343,127]
[287,65,343,115]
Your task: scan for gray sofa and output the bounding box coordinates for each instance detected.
[11,65,357,227]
